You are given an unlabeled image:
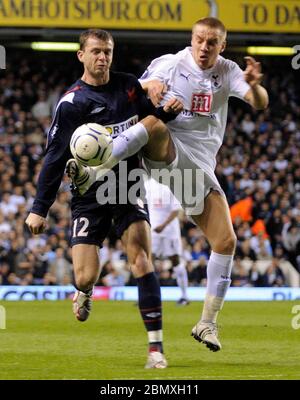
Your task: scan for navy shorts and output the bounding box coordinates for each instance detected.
[70,197,150,248]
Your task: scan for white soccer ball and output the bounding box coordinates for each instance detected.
[70,123,113,166]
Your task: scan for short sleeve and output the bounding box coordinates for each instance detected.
[139,53,177,85]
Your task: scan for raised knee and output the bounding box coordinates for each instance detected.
[149,120,168,141]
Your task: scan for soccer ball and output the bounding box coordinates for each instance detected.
[70,123,113,166]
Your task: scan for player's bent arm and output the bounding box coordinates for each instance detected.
[135,97,183,135]
[139,53,176,106]
[243,56,269,110]
[141,79,167,106]
[244,84,269,110]
[154,210,180,233]
[140,79,164,93]
[31,149,69,217]
[135,76,182,119]
[30,101,83,218]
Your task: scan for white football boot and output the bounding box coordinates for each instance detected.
[66,158,116,196]
[72,289,93,322]
[191,321,222,352]
[66,159,96,195]
[145,351,168,369]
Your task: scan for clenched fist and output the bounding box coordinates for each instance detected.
[25,212,47,235]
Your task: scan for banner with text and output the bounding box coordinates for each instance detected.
[0,0,299,32]
[1,286,300,301]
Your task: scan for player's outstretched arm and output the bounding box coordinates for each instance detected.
[243,56,269,110]
[28,101,83,221]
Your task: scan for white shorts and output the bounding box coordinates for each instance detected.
[142,140,225,216]
[152,235,182,258]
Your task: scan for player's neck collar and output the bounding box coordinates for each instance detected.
[79,77,111,90]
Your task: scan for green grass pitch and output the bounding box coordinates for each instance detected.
[0,300,300,380]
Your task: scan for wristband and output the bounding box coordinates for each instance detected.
[154,106,178,123]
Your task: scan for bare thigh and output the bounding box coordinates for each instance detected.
[142,118,176,164]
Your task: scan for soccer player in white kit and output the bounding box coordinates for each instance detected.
[145,177,189,305]
[69,17,268,352]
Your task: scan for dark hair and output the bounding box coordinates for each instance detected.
[79,29,114,50]
[193,17,226,37]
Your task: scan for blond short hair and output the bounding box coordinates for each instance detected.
[193,17,226,38]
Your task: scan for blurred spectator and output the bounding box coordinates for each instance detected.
[0,261,11,285]
[191,239,209,261]
[101,262,127,287]
[0,192,18,215]
[31,91,51,120]
[159,270,175,286]
[49,248,73,285]
[250,232,273,260]
[186,257,207,287]
[111,239,127,262]
[248,263,264,287]
[236,239,257,261]
[99,239,111,266]
[232,257,250,287]
[266,209,283,250]
[261,258,286,287]
[282,221,300,271]
[241,113,255,136]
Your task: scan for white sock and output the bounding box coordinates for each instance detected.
[148,330,163,343]
[112,122,149,161]
[93,123,149,180]
[201,251,233,323]
[173,262,188,299]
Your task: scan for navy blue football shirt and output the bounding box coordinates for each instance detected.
[32,71,158,217]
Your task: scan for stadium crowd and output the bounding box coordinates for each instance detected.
[0,50,299,289]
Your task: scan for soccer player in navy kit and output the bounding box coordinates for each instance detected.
[25,29,182,369]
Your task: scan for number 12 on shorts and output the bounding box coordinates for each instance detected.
[73,217,89,237]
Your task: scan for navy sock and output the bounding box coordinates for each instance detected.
[136,272,163,352]
[149,342,163,353]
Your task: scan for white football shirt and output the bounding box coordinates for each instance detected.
[139,47,250,177]
[144,177,181,239]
